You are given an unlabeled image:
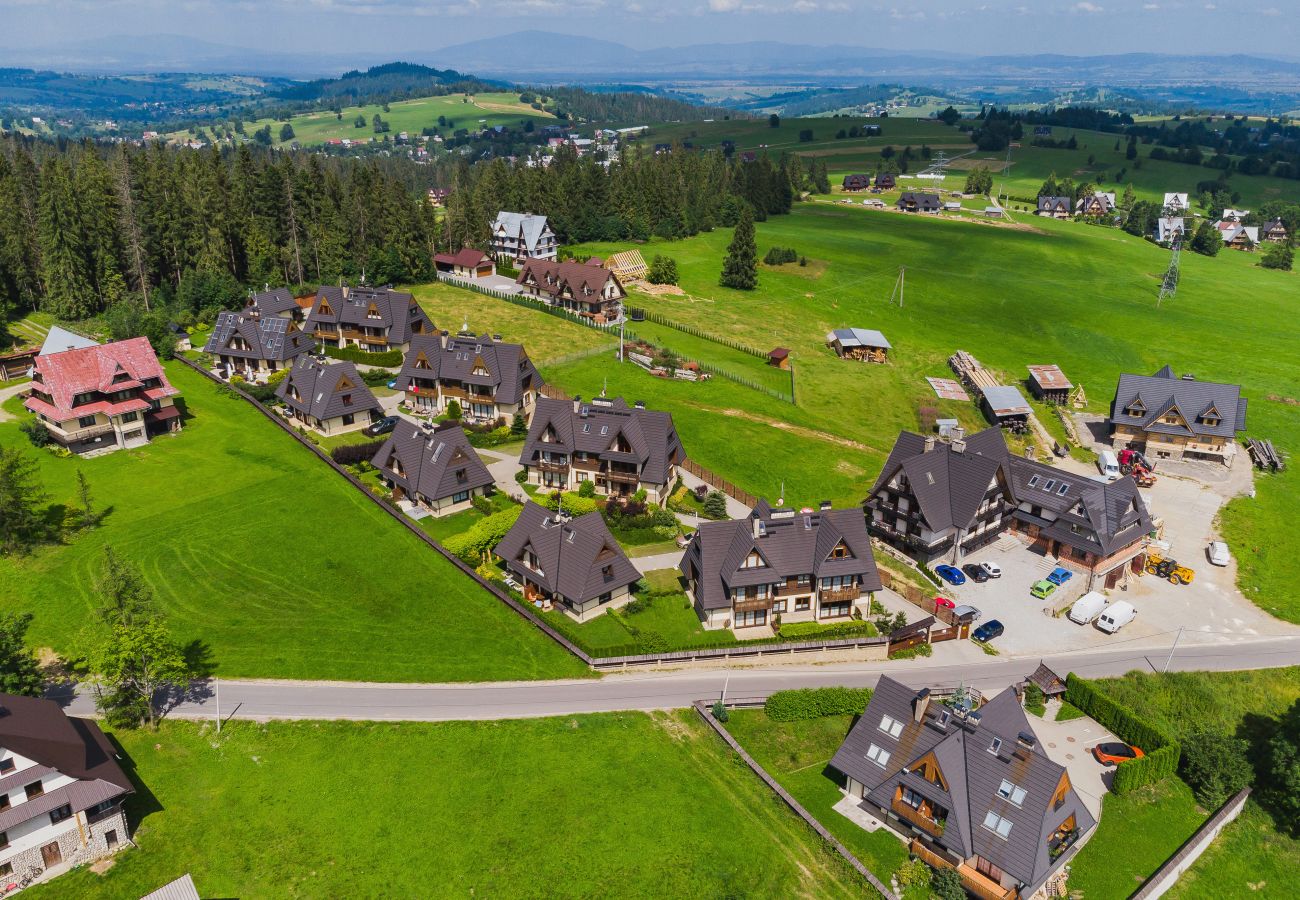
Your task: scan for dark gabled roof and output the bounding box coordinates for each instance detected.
[829,677,1095,894]
[435,248,492,268]
[275,357,381,422]
[1028,663,1067,697]
[1007,456,1152,557]
[867,428,1011,533]
[393,332,542,407]
[496,501,642,604]
[898,192,941,209]
[203,311,315,363]
[1110,366,1246,439]
[682,501,883,611]
[521,396,683,486]
[1036,195,1072,211]
[307,286,432,346]
[875,173,896,186]
[515,258,624,303]
[371,423,494,503]
[246,287,298,318]
[843,174,873,189]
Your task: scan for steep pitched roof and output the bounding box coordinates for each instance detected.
[204,311,314,363]
[27,337,177,420]
[1007,456,1152,557]
[435,248,493,268]
[682,502,882,611]
[1036,195,1072,212]
[830,677,1095,895]
[307,286,432,345]
[246,287,298,318]
[868,428,1011,533]
[275,357,381,422]
[521,396,683,486]
[371,423,494,503]
[492,211,553,255]
[1110,366,1246,439]
[516,258,623,303]
[496,501,642,604]
[39,325,99,357]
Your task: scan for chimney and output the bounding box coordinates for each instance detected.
[341,285,349,300]
[752,515,763,539]
[912,688,931,723]
[819,500,833,511]
[1016,730,1037,755]
[573,395,582,413]
[923,435,936,453]
[952,438,967,454]
[952,425,965,442]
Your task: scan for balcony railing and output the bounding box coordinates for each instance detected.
[821,586,861,603]
[956,864,1017,900]
[536,458,570,473]
[892,797,947,838]
[604,469,640,484]
[733,596,771,613]
[52,421,115,442]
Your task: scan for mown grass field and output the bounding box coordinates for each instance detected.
[32,713,870,900]
[0,362,587,682]
[168,91,552,148]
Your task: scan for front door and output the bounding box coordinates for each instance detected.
[41,841,62,869]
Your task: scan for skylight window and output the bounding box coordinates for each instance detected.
[1043,479,1056,492]
[878,715,904,738]
[866,744,891,768]
[600,425,609,435]
[997,779,1028,806]
[582,423,590,433]
[988,737,1003,755]
[983,811,1013,839]
[1026,475,1040,489]
[1057,483,1070,496]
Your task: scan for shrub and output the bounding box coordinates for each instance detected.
[702,490,728,520]
[1180,730,1253,808]
[577,480,596,498]
[889,644,933,660]
[329,441,385,466]
[931,867,965,900]
[541,491,599,517]
[19,420,51,448]
[510,412,527,437]
[470,494,493,515]
[895,858,931,889]
[360,368,395,387]
[765,687,873,722]
[1024,681,1046,717]
[514,468,528,484]
[446,399,462,420]
[712,700,729,723]
[322,345,403,367]
[776,620,877,640]
[647,255,679,285]
[443,505,523,561]
[762,246,799,266]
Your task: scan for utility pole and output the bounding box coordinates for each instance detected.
[215,678,221,734]
[888,266,905,308]
[721,675,730,704]
[1162,626,1184,673]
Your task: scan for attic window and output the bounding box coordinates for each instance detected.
[600,426,609,436]
[865,743,891,768]
[997,779,1028,806]
[1026,475,1040,489]
[878,715,904,738]
[582,423,590,433]
[1057,483,1070,496]
[983,811,1014,839]
[925,472,935,485]
[988,737,1003,755]
[1043,479,1056,493]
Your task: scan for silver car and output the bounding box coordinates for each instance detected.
[952,604,982,622]
[1207,541,1230,567]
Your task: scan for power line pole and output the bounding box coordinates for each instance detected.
[215,678,221,734]
[1163,625,1184,673]
[888,266,906,308]
[1158,233,1182,306]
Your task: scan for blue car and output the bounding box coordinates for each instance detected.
[934,564,966,586]
[1047,566,1074,586]
[973,619,1004,642]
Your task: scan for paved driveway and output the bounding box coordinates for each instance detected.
[1033,703,1118,819]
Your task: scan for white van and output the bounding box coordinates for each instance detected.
[1098,450,1121,481]
[1068,591,1108,625]
[1096,601,1137,634]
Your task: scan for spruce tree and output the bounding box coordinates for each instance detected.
[719,204,757,290]
[37,157,94,319]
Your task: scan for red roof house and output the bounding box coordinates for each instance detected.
[433,248,496,278]
[24,337,181,453]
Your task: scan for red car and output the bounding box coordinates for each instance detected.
[934,596,955,611]
[1092,742,1145,766]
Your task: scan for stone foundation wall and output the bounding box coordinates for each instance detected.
[1,807,129,891]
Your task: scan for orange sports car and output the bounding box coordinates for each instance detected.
[1092,742,1145,766]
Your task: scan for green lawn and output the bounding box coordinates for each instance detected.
[30,713,869,899]
[1166,801,1296,899]
[0,362,587,682]
[541,575,732,655]
[725,708,920,897]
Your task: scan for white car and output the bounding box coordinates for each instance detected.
[1208,541,1230,567]
[978,561,1002,579]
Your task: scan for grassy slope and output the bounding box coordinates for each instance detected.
[0,363,586,682]
[32,713,868,900]
[169,91,552,147]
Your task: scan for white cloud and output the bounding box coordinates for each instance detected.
[792,0,817,11]
[1073,1,1103,12]
[708,0,741,9]
[1142,2,1158,8]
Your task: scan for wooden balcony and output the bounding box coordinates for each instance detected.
[892,796,946,838]
[956,864,1017,900]
[536,458,570,473]
[733,596,771,613]
[604,469,640,485]
[52,421,115,442]
[821,586,861,603]
[440,386,469,400]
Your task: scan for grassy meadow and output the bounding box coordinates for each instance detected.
[0,362,587,682]
[31,713,871,900]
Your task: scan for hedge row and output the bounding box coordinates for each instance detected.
[1065,672,1182,794]
[323,345,404,367]
[766,687,873,722]
[329,440,386,466]
[777,620,877,641]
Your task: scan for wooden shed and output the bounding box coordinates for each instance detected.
[1026,364,1073,405]
[979,384,1032,431]
[827,328,891,363]
[767,347,791,370]
[0,346,36,381]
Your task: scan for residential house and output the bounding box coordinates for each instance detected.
[495,501,642,621]
[1109,365,1246,465]
[1035,196,1072,219]
[1074,193,1115,217]
[829,677,1095,900]
[394,330,542,423]
[372,423,494,516]
[827,328,890,363]
[203,311,315,381]
[0,347,36,381]
[1261,218,1288,244]
[1162,192,1190,214]
[24,337,181,453]
[1033,125,1053,136]
[842,174,873,192]
[865,428,1152,588]
[434,248,495,279]
[1218,223,1259,251]
[681,498,883,632]
[166,323,190,353]
[1220,208,1250,223]
[1025,365,1073,405]
[305,285,433,354]
[274,357,382,436]
[245,287,303,323]
[875,173,897,190]
[427,187,450,207]
[38,326,97,357]
[604,249,647,282]
[515,258,626,323]
[0,692,134,888]
[1155,217,1186,246]
[490,211,558,263]
[898,192,942,213]
[519,395,683,504]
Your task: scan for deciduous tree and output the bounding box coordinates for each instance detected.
[0,611,43,697]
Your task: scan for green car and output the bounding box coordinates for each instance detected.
[1030,579,1057,599]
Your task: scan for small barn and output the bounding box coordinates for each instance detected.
[1026,364,1073,405]
[605,249,648,282]
[767,347,791,370]
[980,384,1032,431]
[0,346,36,381]
[434,248,495,278]
[827,328,890,363]
[1026,663,1068,700]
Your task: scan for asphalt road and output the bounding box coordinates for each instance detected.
[55,636,1300,724]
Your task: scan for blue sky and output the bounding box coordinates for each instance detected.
[0,0,1294,57]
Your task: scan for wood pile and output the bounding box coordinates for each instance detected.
[1247,438,1285,471]
[948,350,1000,391]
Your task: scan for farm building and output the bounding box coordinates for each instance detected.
[1026,364,1073,404]
[0,345,36,380]
[1262,218,1288,243]
[827,328,890,363]
[604,249,648,282]
[979,384,1032,430]
[434,248,495,278]
[767,347,790,370]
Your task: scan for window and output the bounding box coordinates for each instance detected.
[452,490,470,504]
[983,811,1013,838]
[49,804,73,824]
[866,743,891,768]
[341,413,355,426]
[900,786,925,809]
[0,793,8,811]
[119,411,139,424]
[1042,479,1056,493]
[25,781,44,800]
[0,757,13,774]
[795,598,811,611]
[735,609,767,628]
[78,415,97,429]
[878,715,904,738]
[997,779,1028,806]
[988,737,1003,755]
[1026,475,1040,489]
[1057,483,1070,496]
[772,599,787,614]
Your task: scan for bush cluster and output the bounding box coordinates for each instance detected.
[323,345,403,367]
[443,505,523,561]
[776,620,877,641]
[1064,673,1181,794]
[329,441,386,467]
[762,246,799,265]
[765,687,873,722]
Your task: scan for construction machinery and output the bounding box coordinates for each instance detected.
[1144,552,1195,585]
[1119,448,1157,486]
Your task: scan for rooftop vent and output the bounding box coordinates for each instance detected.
[1017,731,1037,750]
[1181,373,1196,381]
[819,500,833,511]
[634,400,646,409]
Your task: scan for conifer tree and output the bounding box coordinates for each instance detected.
[720,204,757,290]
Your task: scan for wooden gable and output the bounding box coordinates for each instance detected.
[905,750,949,791]
[334,373,355,392]
[827,539,853,560]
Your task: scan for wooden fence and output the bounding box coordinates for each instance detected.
[681,457,758,508]
[1129,787,1252,899]
[877,567,960,627]
[692,700,899,900]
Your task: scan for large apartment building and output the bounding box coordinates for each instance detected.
[489,211,558,263]
[24,337,181,454]
[866,428,1152,589]
[681,498,883,632]
[0,693,134,889]
[393,331,542,424]
[1109,365,1246,465]
[515,258,625,323]
[519,395,684,504]
[304,285,433,354]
